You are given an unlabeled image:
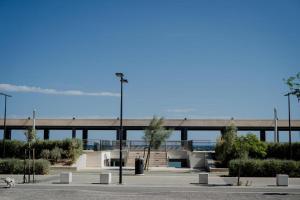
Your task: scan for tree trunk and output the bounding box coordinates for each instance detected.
[237,159,241,186]
[144,145,151,171]
[144,135,153,170]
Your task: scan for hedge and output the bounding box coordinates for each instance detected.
[0,159,50,174]
[0,140,25,158]
[229,159,300,177]
[0,139,83,163]
[266,142,300,161]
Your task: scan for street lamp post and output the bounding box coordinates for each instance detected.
[284,89,300,159]
[115,72,128,184]
[0,92,12,158]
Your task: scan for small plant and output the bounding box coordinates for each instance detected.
[50,147,62,163]
[40,149,50,160]
[34,159,51,174]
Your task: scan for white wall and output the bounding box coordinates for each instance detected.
[188,151,206,169]
[73,154,87,170]
[167,150,188,159]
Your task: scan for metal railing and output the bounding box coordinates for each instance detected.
[82,139,216,151]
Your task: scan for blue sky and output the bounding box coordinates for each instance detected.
[0,0,299,141]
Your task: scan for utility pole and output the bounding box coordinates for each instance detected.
[274,108,278,143]
[115,72,128,184]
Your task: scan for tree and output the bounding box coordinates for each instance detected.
[232,133,267,185]
[24,127,36,144]
[236,134,267,159]
[215,123,267,167]
[234,135,250,186]
[284,72,300,101]
[215,123,238,166]
[24,127,37,182]
[143,116,172,170]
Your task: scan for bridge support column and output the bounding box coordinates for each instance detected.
[116,129,127,140]
[4,129,11,140]
[220,129,225,138]
[181,129,188,141]
[44,129,49,140]
[72,129,76,139]
[123,130,127,140]
[260,130,266,142]
[181,129,188,148]
[82,129,88,149]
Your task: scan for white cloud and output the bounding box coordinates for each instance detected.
[0,83,120,97]
[166,108,196,113]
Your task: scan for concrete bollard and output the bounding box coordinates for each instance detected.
[276,174,288,186]
[60,172,72,184]
[100,173,111,184]
[199,173,209,184]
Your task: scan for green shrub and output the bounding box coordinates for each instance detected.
[0,159,23,174]
[31,140,63,158]
[34,159,51,174]
[62,139,83,163]
[266,142,300,160]
[0,140,25,158]
[40,149,50,159]
[215,130,267,166]
[229,159,300,177]
[0,159,50,174]
[0,139,83,164]
[260,159,283,176]
[50,147,62,163]
[215,124,237,166]
[242,134,267,159]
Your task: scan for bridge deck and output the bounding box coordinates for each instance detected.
[0,118,300,131]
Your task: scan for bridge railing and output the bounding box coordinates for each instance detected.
[82,139,216,151]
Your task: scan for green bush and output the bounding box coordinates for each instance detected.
[0,139,82,164]
[266,142,300,160]
[34,159,51,174]
[50,147,62,163]
[40,149,50,159]
[242,134,267,159]
[0,159,50,174]
[62,139,83,162]
[215,124,238,166]
[0,140,25,158]
[215,130,267,166]
[229,159,300,177]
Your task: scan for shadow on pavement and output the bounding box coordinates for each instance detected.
[263,193,289,195]
[190,183,233,186]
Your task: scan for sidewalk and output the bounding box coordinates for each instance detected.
[2,171,300,188]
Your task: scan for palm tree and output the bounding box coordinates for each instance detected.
[143,116,172,170]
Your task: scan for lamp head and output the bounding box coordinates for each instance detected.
[0,92,12,97]
[293,88,300,94]
[115,72,124,78]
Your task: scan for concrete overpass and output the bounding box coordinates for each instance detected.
[1,118,300,142]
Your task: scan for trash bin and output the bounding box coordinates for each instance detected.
[135,157,144,175]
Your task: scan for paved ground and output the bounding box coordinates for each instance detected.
[1,184,300,200]
[1,170,300,200]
